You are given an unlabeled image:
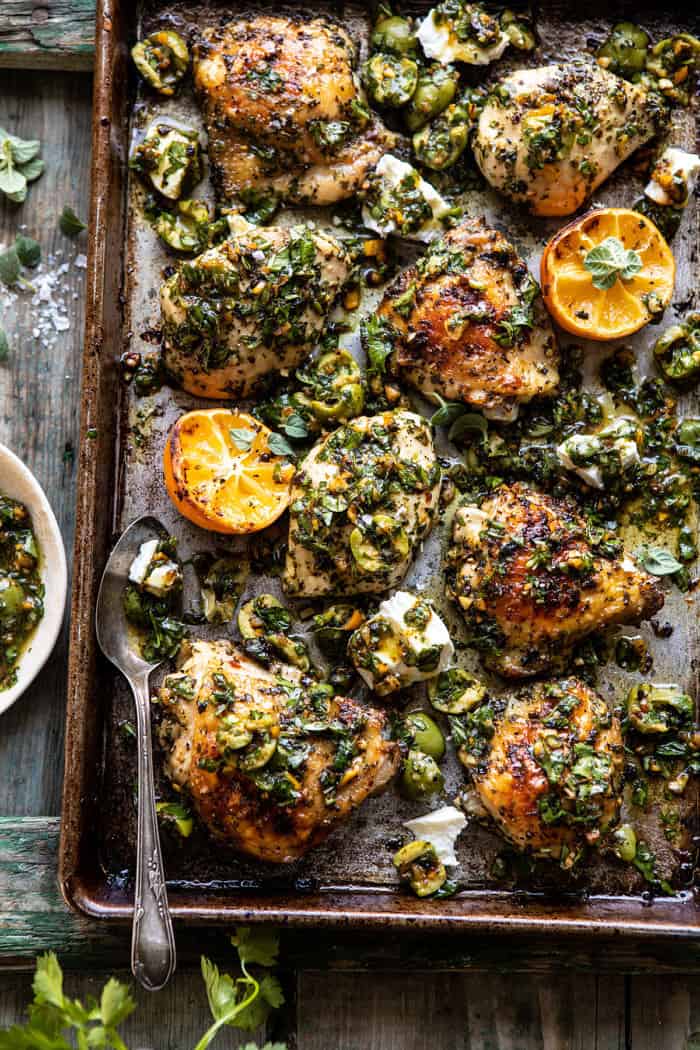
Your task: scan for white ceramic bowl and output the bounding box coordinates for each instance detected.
[0,444,68,716]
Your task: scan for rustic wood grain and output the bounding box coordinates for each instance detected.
[297,971,627,1050]
[0,68,92,817]
[0,1,95,71]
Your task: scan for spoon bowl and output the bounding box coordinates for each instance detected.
[95,515,176,991]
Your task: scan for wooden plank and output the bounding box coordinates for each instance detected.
[0,68,93,817]
[297,972,626,1050]
[0,1,95,71]
[627,976,697,1050]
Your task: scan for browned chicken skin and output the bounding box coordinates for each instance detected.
[465,678,624,865]
[194,16,393,205]
[377,219,559,420]
[447,482,664,677]
[158,640,399,863]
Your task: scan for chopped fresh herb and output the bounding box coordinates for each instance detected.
[583,236,642,291]
[59,205,87,237]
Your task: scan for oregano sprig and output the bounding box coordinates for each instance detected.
[584,236,642,290]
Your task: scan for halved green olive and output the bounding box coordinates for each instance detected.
[393,839,447,896]
[156,801,194,838]
[647,34,700,104]
[654,314,700,383]
[239,732,278,771]
[405,65,460,132]
[349,514,410,573]
[627,682,694,735]
[612,822,637,863]
[371,13,418,55]
[362,53,419,108]
[428,668,486,713]
[400,749,444,800]
[0,577,26,621]
[413,103,470,170]
[404,711,446,761]
[238,594,309,670]
[153,199,211,253]
[132,30,190,96]
[130,121,202,201]
[313,604,366,649]
[217,713,253,754]
[301,350,365,422]
[238,594,289,639]
[676,418,700,463]
[500,10,536,51]
[596,22,650,78]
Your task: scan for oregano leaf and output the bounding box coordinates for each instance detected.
[634,545,683,576]
[0,247,21,287]
[15,235,41,268]
[59,205,87,236]
[584,236,642,291]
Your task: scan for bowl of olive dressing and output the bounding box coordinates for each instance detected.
[0,444,67,715]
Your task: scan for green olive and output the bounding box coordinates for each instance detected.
[676,418,700,463]
[371,14,418,55]
[362,53,419,108]
[239,732,278,771]
[132,30,190,96]
[217,713,254,754]
[130,121,202,201]
[404,711,446,761]
[500,10,536,51]
[266,633,311,671]
[647,34,700,104]
[238,594,288,639]
[627,682,694,735]
[400,749,444,800]
[153,199,211,253]
[350,513,409,573]
[393,839,447,896]
[300,350,365,422]
[156,801,194,838]
[238,594,309,669]
[596,22,650,78]
[404,65,460,131]
[612,823,637,863]
[313,604,366,649]
[412,103,469,170]
[428,668,486,713]
[654,314,700,383]
[0,576,26,621]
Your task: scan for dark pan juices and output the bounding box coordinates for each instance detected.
[0,494,44,690]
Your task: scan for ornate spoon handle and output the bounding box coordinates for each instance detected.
[129,671,176,991]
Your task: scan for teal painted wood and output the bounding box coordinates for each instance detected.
[0,69,93,817]
[0,1,95,70]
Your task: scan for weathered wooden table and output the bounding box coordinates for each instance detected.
[0,4,699,1047]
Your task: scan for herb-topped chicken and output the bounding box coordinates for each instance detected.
[460,678,624,867]
[194,15,393,206]
[447,482,663,677]
[283,410,440,597]
[158,640,400,862]
[161,216,350,399]
[374,220,559,421]
[474,63,663,216]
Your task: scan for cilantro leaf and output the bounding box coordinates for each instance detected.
[100,977,136,1028]
[15,235,40,268]
[584,236,642,291]
[32,951,65,1008]
[59,205,87,237]
[267,432,296,460]
[635,545,683,576]
[233,973,284,1031]
[232,927,281,968]
[229,427,256,452]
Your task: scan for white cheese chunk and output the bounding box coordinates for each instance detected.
[362,154,450,242]
[129,539,159,586]
[350,590,454,694]
[644,147,700,207]
[557,430,640,491]
[404,805,466,866]
[417,9,508,65]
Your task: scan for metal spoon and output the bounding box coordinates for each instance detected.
[95,515,176,991]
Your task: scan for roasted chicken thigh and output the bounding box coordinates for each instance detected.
[447,482,663,676]
[474,63,662,216]
[376,220,559,420]
[462,677,624,866]
[194,15,393,205]
[158,640,399,863]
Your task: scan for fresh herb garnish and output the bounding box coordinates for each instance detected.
[0,247,21,287]
[14,235,40,268]
[229,427,256,452]
[635,544,683,576]
[267,432,297,460]
[584,236,642,290]
[59,205,87,237]
[0,128,44,204]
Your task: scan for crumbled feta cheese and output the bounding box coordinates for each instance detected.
[349,590,454,695]
[404,805,466,866]
[417,9,508,65]
[557,423,640,490]
[645,147,700,207]
[128,539,181,597]
[483,402,519,423]
[128,539,159,586]
[362,154,450,242]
